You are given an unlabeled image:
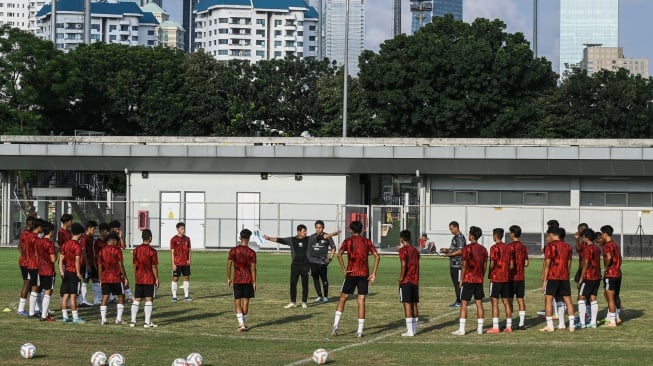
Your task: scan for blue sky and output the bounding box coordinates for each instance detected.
[163,0,652,75]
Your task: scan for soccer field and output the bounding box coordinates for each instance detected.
[0,248,651,365]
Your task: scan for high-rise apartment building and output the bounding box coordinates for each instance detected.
[182,0,199,52]
[560,0,618,75]
[193,0,319,62]
[580,45,649,78]
[323,0,364,76]
[411,0,462,33]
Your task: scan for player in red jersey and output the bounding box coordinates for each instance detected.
[540,227,575,332]
[109,220,134,302]
[98,233,128,325]
[577,228,602,329]
[59,223,86,323]
[507,225,529,330]
[227,229,257,332]
[17,216,36,316]
[26,220,44,318]
[331,220,380,338]
[487,228,513,334]
[90,223,110,304]
[600,225,622,327]
[37,222,57,322]
[78,221,97,307]
[57,214,73,254]
[452,226,488,336]
[130,229,160,328]
[171,222,192,302]
[397,230,420,337]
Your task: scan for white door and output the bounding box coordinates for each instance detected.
[160,192,181,249]
[237,192,260,239]
[184,192,206,248]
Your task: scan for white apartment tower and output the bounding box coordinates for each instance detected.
[193,0,319,62]
[323,0,364,76]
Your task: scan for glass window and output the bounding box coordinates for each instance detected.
[478,191,500,205]
[256,29,265,36]
[132,36,138,42]
[218,39,227,44]
[218,50,228,55]
[218,28,228,34]
[285,41,294,47]
[454,191,477,204]
[274,30,281,36]
[274,40,281,47]
[256,19,265,25]
[308,35,316,41]
[274,51,281,57]
[256,50,264,57]
[308,46,316,51]
[274,20,282,26]
[501,191,522,205]
[109,35,116,41]
[548,192,571,206]
[132,26,138,31]
[524,192,547,205]
[309,25,316,31]
[431,190,453,204]
[605,193,627,206]
[580,192,604,206]
[255,40,265,46]
[109,25,117,31]
[219,18,228,23]
[628,193,651,207]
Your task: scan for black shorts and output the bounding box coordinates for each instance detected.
[173,265,191,277]
[233,284,255,299]
[38,275,55,291]
[341,276,369,295]
[579,280,600,298]
[604,277,622,295]
[61,272,80,295]
[510,280,525,298]
[490,282,511,299]
[399,284,419,303]
[544,280,571,297]
[102,283,124,296]
[460,283,484,302]
[134,284,156,298]
[26,269,39,287]
[20,266,28,280]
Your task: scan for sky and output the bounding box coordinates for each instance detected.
[162,0,652,75]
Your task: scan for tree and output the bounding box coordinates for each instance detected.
[358,15,558,137]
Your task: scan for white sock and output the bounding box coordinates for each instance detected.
[62,309,69,320]
[171,282,178,298]
[144,301,153,324]
[506,318,512,329]
[237,313,244,326]
[18,297,26,312]
[72,310,80,320]
[357,319,365,334]
[405,317,413,334]
[556,302,565,328]
[608,312,616,324]
[578,300,586,326]
[41,295,51,319]
[459,318,467,332]
[80,283,88,303]
[568,315,575,329]
[412,317,418,334]
[590,301,598,325]
[546,316,553,329]
[333,311,342,327]
[100,305,107,322]
[29,291,38,316]
[477,319,484,333]
[519,311,526,326]
[183,281,190,298]
[131,301,140,323]
[492,317,499,329]
[117,304,124,321]
[92,283,102,304]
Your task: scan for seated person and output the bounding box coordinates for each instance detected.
[419,233,439,254]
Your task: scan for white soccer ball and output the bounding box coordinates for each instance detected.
[107,353,125,366]
[91,351,108,366]
[186,352,203,366]
[20,343,36,359]
[171,358,188,366]
[312,348,329,364]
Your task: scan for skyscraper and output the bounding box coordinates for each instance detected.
[183,0,200,52]
[560,0,618,75]
[411,0,462,33]
[324,0,365,76]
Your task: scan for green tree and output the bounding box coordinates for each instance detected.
[358,15,557,137]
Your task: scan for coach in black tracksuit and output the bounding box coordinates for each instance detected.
[264,225,311,308]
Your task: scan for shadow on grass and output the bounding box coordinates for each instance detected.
[153,309,229,324]
[364,319,405,335]
[621,308,643,324]
[249,314,314,330]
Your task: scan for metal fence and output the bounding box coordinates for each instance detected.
[2,199,652,258]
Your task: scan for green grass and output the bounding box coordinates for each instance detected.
[0,248,651,365]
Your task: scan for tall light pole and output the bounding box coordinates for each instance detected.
[84,0,91,45]
[533,0,538,57]
[51,0,56,45]
[342,0,349,138]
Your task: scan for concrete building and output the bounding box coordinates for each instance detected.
[0,0,34,31]
[323,0,364,76]
[36,0,159,51]
[580,45,649,78]
[141,2,184,49]
[193,0,318,62]
[410,0,462,33]
[560,0,618,76]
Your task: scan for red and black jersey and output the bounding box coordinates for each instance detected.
[98,245,124,283]
[61,239,81,273]
[462,242,488,284]
[582,243,602,281]
[92,237,107,268]
[508,241,528,281]
[398,245,420,285]
[37,237,56,276]
[79,234,94,267]
[489,242,511,283]
[57,228,72,249]
[339,235,378,277]
[603,241,622,278]
[545,240,573,280]
[229,245,257,284]
[133,244,158,285]
[18,229,31,267]
[171,235,191,265]
[25,231,39,270]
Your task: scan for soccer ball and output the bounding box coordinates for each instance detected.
[91,351,108,366]
[186,352,203,366]
[171,358,188,366]
[312,348,329,364]
[20,343,36,359]
[107,353,125,366]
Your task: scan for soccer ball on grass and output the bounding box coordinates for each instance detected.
[20,343,36,359]
[91,351,108,366]
[312,348,329,364]
[186,352,204,366]
[108,353,125,366]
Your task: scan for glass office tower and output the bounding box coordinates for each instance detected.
[411,0,462,33]
[324,0,365,76]
[560,0,618,75]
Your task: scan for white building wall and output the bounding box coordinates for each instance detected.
[0,0,30,30]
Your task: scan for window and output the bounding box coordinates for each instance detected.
[454,191,477,204]
[274,40,281,47]
[298,31,303,36]
[256,29,265,36]
[132,26,138,31]
[524,192,547,205]
[91,24,100,31]
[308,35,316,41]
[274,30,281,36]
[109,35,116,41]
[148,30,155,36]
[431,190,570,206]
[255,40,265,46]
[308,46,316,51]
[132,36,139,42]
[256,19,265,25]
[297,41,303,47]
[309,25,316,31]
[219,18,228,23]
[285,30,293,36]
[298,21,303,26]
[218,50,228,55]
[218,39,227,44]
[605,193,627,206]
[274,51,281,57]
[109,25,117,31]
[274,20,282,26]
[218,28,228,34]
[285,40,294,47]
[256,50,265,57]
[120,25,129,32]
[147,40,155,46]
